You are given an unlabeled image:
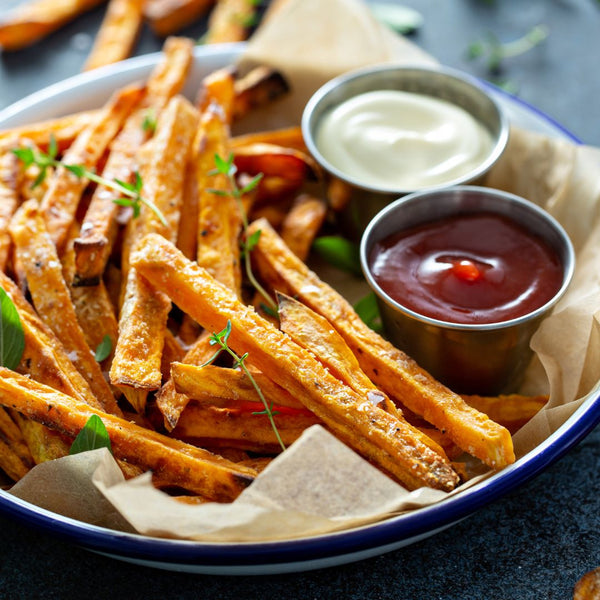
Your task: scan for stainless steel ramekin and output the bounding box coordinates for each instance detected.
[360,186,575,395]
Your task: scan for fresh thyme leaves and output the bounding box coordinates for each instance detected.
[141,109,157,135]
[0,288,25,371]
[12,136,167,227]
[467,24,549,74]
[209,153,277,312]
[69,414,112,455]
[94,334,112,362]
[312,236,363,277]
[202,320,285,451]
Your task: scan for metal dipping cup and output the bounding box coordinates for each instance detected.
[302,64,509,240]
[360,186,575,395]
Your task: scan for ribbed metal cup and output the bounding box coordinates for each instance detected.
[360,186,575,395]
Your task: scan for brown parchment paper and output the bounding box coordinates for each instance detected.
[8,0,600,542]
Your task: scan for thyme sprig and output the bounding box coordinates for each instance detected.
[12,135,167,226]
[208,153,277,312]
[202,320,285,452]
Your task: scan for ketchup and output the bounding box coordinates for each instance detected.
[368,212,563,325]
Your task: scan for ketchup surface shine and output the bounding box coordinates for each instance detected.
[368,212,563,325]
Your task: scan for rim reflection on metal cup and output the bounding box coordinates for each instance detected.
[302,64,509,240]
[360,186,575,395]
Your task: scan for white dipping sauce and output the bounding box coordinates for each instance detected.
[315,90,493,190]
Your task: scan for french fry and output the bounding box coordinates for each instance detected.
[279,194,327,261]
[462,393,548,434]
[231,126,306,152]
[10,411,70,464]
[197,67,236,124]
[0,407,34,480]
[248,218,515,470]
[0,0,107,51]
[0,271,105,409]
[0,369,256,501]
[0,146,21,271]
[171,363,306,410]
[83,0,144,71]
[204,0,256,44]
[160,329,186,381]
[0,111,100,154]
[172,402,319,450]
[131,233,460,491]
[156,331,215,430]
[74,36,194,284]
[232,66,290,121]
[38,82,145,255]
[9,200,121,416]
[144,0,215,37]
[110,95,198,411]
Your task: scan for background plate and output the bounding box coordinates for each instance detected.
[0,43,595,575]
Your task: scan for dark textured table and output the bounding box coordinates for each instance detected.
[1,2,600,599]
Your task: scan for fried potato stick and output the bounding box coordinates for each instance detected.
[204,0,256,44]
[196,67,236,124]
[0,147,21,271]
[0,0,107,51]
[231,126,306,152]
[83,0,144,71]
[232,66,289,121]
[0,369,256,501]
[132,233,460,491]
[9,201,120,416]
[39,82,145,255]
[74,36,194,283]
[10,410,70,464]
[248,218,515,470]
[144,0,215,37]
[0,111,100,154]
[0,407,34,481]
[279,194,327,261]
[110,96,198,412]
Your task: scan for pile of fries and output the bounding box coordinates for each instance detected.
[0,36,547,513]
[0,0,288,71]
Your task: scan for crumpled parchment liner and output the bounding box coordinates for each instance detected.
[8,0,600,542]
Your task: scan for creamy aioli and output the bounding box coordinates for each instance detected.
[316,90,494,189]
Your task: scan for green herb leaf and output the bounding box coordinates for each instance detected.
[94,334,112,362]
[0,288,25,370]
[245,229,262,253]
[141,110,157,135]
[64,164,87,178]
[11,147,35,167]
[69,414,112,455]
[239,173,263,195]
[48,133,58,159]
[353,292,383,333]
[369,3,424,34]
[312,236,363,277]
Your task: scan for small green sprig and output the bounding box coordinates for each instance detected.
[69,414,112,455]
[202,320,285,452]
[209,153,277,312]
[12,136,167,227]
[94,334,112,362]
[467,24,549,74]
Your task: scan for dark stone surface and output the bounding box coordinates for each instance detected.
[1,1,599,598]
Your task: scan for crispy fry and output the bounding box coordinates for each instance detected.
[231,126,306,152]
[144,0,214,37]
[110,95,198,411]
[161,329,186,381]
[10,411,70,464]
[155,331,215,430]
[37,83,145,255]
[462,393,548,434]
[132,233,460,491]
[172,402,318,449]
[74,37,194,284]
[195,104,242,297]
[197,67,236,124]
[0,0,107,51]
[0,271,105,408]
[0,369,256,501]
[0,146,21,271]
[171,363,306,410]
[0,111,100,154]
[83,0,144,71]
[327,176,353,212]
[279,194,327,261]
[9,201,120,416]
[204,0,256,44]
[232,66,289,121]
[0,408,34,480]
[248,218,515,469]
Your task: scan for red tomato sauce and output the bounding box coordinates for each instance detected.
[368,212,564,324]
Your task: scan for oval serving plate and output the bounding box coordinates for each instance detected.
[0,43,598,575]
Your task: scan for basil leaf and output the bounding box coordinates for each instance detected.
[354,292,383,333]
[94,335,112,362]
[69,414,112,455]
[0,288,25,370]
[312,236,363,277]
